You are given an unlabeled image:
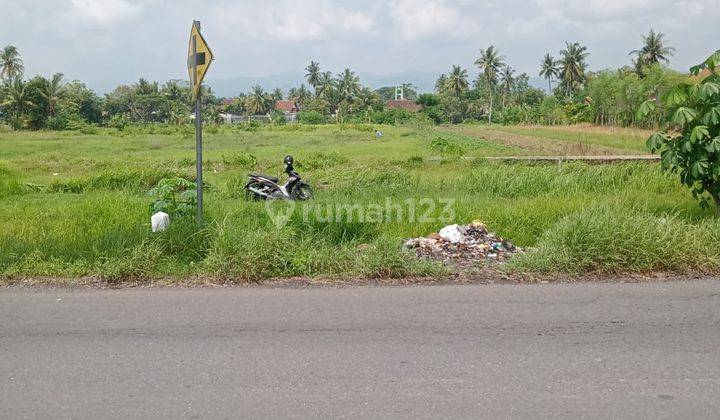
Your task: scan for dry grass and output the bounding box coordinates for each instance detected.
[440,125,631,156]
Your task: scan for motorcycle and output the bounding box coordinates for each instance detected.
[244,155,314,200]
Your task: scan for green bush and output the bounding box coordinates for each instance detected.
[148,177,198,218]
[298,110,327,125]
[429,136,466,157]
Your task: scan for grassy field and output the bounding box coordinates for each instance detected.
[2,123,719,283]
[442,123,651,155]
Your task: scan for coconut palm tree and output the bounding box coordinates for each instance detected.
[355,87,378,111]
[539,53,559,92]
[316,71,334,98]
[1,77,33,129]
[444,65,469,96]
[1,45,24,80]
[629,29,675,67]
[499,65,515,107]
[559,42,589,94]
[288,84,311,106]
[337,68,360,100]
[245,85,271,115]
[40,73,65,117]
[305,61,321,91]
[435,74,448,94]
[630,53,645,76]
[135,78,158,95]
[474,45,505,123]
[271,88,284,102]
[161,80,184,101]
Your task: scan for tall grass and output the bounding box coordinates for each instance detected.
[1,125,717,282]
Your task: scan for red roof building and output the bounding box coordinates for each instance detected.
[386,99,422,112]
[275,100,300,113]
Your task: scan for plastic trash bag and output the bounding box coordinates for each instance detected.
[151,212,170,232]
[439,224,465,244]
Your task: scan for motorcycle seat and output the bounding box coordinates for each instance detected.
[250,173,279,183]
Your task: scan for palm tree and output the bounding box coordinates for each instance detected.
[305,61,321,91]
[539,53,559,92]
[1,77,33,129]
[435,74,448,94]
[355,87,377,112]
[499,65,515,107]
[40,73,65,117]
[288,84,311,106]
[630,54,645,76]
[337,68,360,100]
[474,45,505,123]
[445,65,469,96]
[629,29,675,67]
[245,85,271,115]
[559,41,589,94]
[271,88,284,102]
[316,71,334,98]
[161,80,184,101]
[135,78,158,95]
[1,45,24,80]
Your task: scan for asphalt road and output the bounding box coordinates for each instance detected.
[1,280,719,419]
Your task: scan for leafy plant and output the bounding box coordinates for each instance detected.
[147,177,197,218]
[429,136,465,157]
[638,50,720,213]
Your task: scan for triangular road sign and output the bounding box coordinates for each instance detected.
[187,21,213,98]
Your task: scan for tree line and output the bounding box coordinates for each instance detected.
[0,30,688,130]
[429,29,682,127]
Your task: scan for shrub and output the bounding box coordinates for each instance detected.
[299,110,326,125]
[148,177,197,218]
[639,50,720,213]
[429,136,465,157]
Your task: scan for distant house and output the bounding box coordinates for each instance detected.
[275,100,300,114]
[220,98,235,106]
[386,99,422,112]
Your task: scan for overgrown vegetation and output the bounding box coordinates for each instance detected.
[1,124,718,282]
[640,50,720,213]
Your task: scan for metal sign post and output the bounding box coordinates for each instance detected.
[187,20,213,224]
[195,79,203,224]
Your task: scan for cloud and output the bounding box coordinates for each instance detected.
[206,0,374,42]
[389,0,480,40]
[64,0,143,26]
[506,0,720,37]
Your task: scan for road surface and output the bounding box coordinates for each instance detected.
[1,280,719,419]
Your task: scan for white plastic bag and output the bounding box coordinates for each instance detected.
[151,212,170,232]
[439,224,465,244]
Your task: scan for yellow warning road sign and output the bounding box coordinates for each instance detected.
[187,21,213,98]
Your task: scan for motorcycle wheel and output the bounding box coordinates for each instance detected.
[290,184,314,201]
[244,182,264,201]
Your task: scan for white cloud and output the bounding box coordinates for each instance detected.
[389,0,480,40]
[207,0,374,42]
[504,0,713,38]
[65,0,143,26]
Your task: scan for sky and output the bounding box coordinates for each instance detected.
[2,0,719,95]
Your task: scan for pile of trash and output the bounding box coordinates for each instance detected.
[403,221,522,267]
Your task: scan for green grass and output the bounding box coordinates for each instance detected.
[1,123,717,282]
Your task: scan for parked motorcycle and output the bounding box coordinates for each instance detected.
[244,155,314,200]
